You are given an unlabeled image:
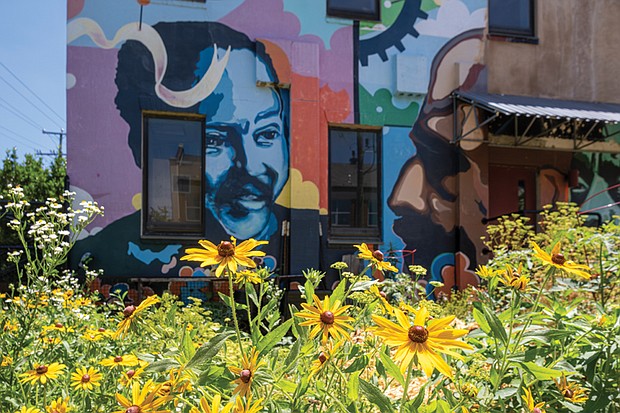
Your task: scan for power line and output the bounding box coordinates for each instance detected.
[0,96,43,130]
[0,125,55,152]
[0,61,66,124]
[0,72,64,130]
[0,131,39,152]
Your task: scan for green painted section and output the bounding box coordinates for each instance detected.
[359,86,420,127]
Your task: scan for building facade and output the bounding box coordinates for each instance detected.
[67,0,620,299]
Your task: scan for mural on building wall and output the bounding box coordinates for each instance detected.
[66,0,508,297]
[571,152,620,223]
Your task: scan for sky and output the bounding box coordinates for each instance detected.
[0,1,67,162]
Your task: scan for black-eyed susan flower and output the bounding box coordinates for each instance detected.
[532,241,591,279]
[309,340,344,378]
[19,362,66,385]
[15,407,42,413]
[231,396,263,413]
[119,366,146,387]
[229,347,264,398]
[71,366,102,391]
[190,394,233,413]
[113,379,173,413]
[114,295,160,339]
[295,294,354,344]
[554,375,589,404]
[521,387,545,413]
[371,306,472,377]
[234,269,263,285]
[369,284,393,314]
[181,237,267,277]
[101,354,141,369]
[2,355,13,367]
[498,263,530,291]
[46,396,70,413]
[354,243,398,273]
[475,265,496,279]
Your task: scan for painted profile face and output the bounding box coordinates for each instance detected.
[197,48,288,240]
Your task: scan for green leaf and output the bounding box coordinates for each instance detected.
[146,358,181,373]
[343,355,368,373]
[378,351,405,387]
[186,330,235,370]
[180,328,196,362]
[472,307,491,334]
[359,379,395,413]
[515,361,567,380]
[473,301,507,344]
[283,337,301,370]
[304,278,315,304]
[256,318,293,356]
[331,278,347,303]
[347,371,360,401]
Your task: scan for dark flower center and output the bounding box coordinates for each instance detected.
[379,291,387,299]
[552,253,566,265]
[36,365,48,375]
[372,250,384,261]
[217,241,235,257]
[563,388,574,398]
[98,327,106,332]
[55,322,63,328]
[318,352,327,364]
[533,408,542,413]
[123,305,136,318]
[81,374,91,383]
[408,325,429,343]
[240,369,252,383]
[126,369,135,378]
[126,406,141,413]
[320,311,335,325]
[114,356,123,363]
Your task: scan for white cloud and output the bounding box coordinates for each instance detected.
[415,0,486,39]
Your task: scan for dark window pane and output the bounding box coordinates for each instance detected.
[329,128,381,239]
[145,116,204,234]
[489,0,534,36]
[327,0,380,21]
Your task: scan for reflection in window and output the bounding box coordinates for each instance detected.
[329,127,381,241]
[489,0,535,37]
[143,114,204,236]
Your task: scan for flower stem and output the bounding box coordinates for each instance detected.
[227,270,244,355]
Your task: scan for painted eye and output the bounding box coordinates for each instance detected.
[206,132,227,155]
[255,130,279,147]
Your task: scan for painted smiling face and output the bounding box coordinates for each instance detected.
[198,48,288,240]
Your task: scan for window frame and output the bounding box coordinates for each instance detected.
[328,125,382,244]
[488,0,536,39]
[327,0,381,22]
[141,111,206,239]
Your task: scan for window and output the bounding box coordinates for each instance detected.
[489,0,535,38]
[329,127,381,242]
[327,0,380,21]
[143,113,205,237]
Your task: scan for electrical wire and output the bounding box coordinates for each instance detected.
[0,130,39,152]
[0,125,54,152]
[0,97,43,130]
[0,61,66,124]
[0,72,64,130]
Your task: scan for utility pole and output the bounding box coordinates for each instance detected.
[40,129,66,158]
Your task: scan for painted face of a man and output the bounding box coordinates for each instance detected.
[197,48,288,240]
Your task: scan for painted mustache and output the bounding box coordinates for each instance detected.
[211,168,276,219]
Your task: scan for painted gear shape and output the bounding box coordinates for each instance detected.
[359,0,428,66]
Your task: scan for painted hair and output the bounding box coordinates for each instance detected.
[115,21,281,167]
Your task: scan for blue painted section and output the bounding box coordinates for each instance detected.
[381,126,416,270]
[127,242,182,265]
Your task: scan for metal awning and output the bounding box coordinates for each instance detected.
[452,91,620,152]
